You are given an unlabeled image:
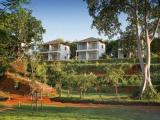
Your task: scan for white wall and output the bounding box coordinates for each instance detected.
[118,48,124,58]
[98,42,106,58]
[158,29,160,38]
[76,41,106,60]
[59,44,70,60]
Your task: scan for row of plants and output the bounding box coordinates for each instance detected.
[49,57,160,64]
[46,62,159,99]
[9,56,160,100]
[51,96,160,105]
[63,63,160,74]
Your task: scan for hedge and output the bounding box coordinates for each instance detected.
[0,97,8,101]
[51,97,160,106]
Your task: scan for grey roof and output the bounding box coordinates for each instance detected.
[77,37,103,43]
[43,39,63,45]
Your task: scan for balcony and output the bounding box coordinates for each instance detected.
[48,53,60,61]
[77,45,87,50]
[77,42,98,51]
[49,45,60,51]
[40,48,49,52]
[50,47,60,51]
[77,52,86,60]
[88,52,98,60]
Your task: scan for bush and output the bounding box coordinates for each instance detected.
[51,97,160,105]
[123,75,142,85]
[142,88,160,100]
[0,96,8,101]
[155,85,160,91]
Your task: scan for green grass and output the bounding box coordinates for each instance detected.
[0,105,160,120]
[58,90,130,101]
[53,90,160,104]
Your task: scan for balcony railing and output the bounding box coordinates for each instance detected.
[40,48,49,52]
[50,47,60,51]
[77,46,87,50]
[77,43,98,50]
[88,45,97,49]
[88,55,97,60]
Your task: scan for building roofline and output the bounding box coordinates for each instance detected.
[76,37,105,43]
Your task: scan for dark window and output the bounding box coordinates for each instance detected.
[65,47,67,51]
[102,45,103,48]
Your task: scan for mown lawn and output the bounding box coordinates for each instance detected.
[0,105,160,120]
[57,90,130,101]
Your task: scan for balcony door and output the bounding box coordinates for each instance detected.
[88,52,98,60]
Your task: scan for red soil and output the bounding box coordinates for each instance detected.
[3,93,112,108]
[126,65,140,75]
[3,94,160,110]
[9,59,26,75]
[0,72,56,96]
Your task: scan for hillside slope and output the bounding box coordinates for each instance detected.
[0,72,56,96]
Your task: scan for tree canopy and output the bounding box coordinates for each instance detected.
[85,0,160,98]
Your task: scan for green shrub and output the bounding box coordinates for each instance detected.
[142,88,160,100]
[123,75,142,85]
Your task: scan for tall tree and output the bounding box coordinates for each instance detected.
[85,0,160,98]
[119,30,137,58]
[0,0,45,60]
[0,0,30,74]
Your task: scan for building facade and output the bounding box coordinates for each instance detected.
[76,37,105,60]
[40,40,70,61]
[158,29,160,38]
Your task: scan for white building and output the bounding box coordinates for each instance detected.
[40,40,70,61]
[76,37,105,60]
[26,44,40,56]
[118,48,124,58]
[158,29,160,38]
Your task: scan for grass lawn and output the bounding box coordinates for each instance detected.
[57,90,130,101]
[55,90,159,102]
[0,105,160,120]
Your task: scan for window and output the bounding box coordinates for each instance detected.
[102,45,103,48]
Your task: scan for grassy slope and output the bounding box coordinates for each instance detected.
[0,105,160,120]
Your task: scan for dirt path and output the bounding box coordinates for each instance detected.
[3,94,111,108]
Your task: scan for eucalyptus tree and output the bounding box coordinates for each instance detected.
[0,0,29,16]
[119,30,137,58]
[85,0,160,98]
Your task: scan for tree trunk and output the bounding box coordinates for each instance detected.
[115,85,119,99]
[80,89,83,99]
[115,86,117,95]
[140,0,156,97]
[135,4,145,74]
[67,89,70,97]
[140,33,156,97]
[58,87,61,97]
